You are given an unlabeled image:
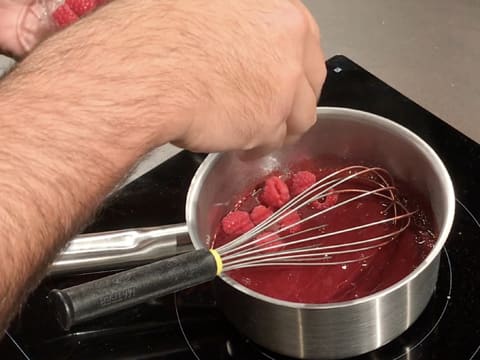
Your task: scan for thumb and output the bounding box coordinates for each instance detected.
[15,0,58,57]
[1,0,108,58]
[0,0,59,58]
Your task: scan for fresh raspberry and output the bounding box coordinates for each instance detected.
[256,231,283,254]
[52,4,79,28]
[279,211,302,233]
[260,176,290,208]
[221,211,254,236]
[66,0,98,17]
[250,205,273,225]
[312,193,339,210]
[290,171,316,196]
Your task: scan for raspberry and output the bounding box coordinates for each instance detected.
[66,0,98,17]
[312,193,339,210]
[290,171,316,196]
[260,176,290,208]
[221,211,254,236]
[52,4,79,28]
[250,205,273,225]
[279,211,302,233]
[255,231,283,254]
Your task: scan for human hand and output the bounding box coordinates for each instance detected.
[170,0,326,153]
[0,0,52,57]
[0,1,325,331]
[0,0,104,58]
[12,0,325,154]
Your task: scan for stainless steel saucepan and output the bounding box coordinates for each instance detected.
[50,107,455,359]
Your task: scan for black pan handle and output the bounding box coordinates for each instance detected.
[49,249,219,330]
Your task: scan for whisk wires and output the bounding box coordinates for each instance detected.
[216,166,415,272]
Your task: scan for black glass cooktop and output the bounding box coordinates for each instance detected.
[1,55,479,360]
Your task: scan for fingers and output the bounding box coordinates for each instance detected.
[242,47,322,155]
[244,77,319,157]
[17,3,54,56]
[303,33,327,100]
[246,71,318,156]
[287,0,321,41]
[235,2,325,155]
[286,74,318,139]
[287,0,325,99]
[168,0,325,155]
[239,121,287,160]
[284,133,303,145]
[1,0,109,57]
[0,0,58,58]
[243,76,318,158]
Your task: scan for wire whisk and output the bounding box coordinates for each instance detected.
[217,165,415,272]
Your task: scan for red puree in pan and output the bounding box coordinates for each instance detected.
[212,157,437,304]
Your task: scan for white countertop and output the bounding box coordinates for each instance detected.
[304,0,479,143]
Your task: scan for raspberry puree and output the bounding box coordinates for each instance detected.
[212,157,437,304]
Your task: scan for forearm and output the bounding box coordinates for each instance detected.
[0,0,325,334]
[0,83,135,332]
[0,0,187,332]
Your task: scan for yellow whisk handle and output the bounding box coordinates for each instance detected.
[209,249,223,275]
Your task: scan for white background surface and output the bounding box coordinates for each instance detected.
[304,0,479,142]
